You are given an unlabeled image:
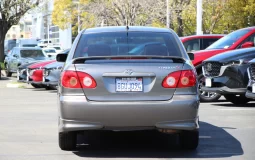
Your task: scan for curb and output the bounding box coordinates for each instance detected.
[6,83,25,88]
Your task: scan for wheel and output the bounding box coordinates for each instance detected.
[224,94,250,105]
[198,73,221,102]
[31,83,43,88]
[179,130,199,150]
[5,64,12,77]
[59,132,77,151]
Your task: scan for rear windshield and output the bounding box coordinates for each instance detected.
[22,44,37,47]
[53,47,61,50]
[20,50,46,58]
[207,29,250,49]
[74,32,182,58]
[44,49,56,53]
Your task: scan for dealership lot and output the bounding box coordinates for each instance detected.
[0,77,255,160]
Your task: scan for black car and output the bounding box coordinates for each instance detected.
[246,58,255,99]
[17,61,40,82]
[201,47,255,104]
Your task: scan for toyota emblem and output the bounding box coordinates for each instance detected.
[124,69,133,75]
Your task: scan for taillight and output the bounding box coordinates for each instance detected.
[162,70,196,88]
[61,71,97,89]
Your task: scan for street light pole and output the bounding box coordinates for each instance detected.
[78,2,80,33]
[166,0,170,28]
[196,0,203,35]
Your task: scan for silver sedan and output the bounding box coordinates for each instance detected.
[57,26,199,151]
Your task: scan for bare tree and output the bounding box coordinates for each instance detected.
[0,0,41,62]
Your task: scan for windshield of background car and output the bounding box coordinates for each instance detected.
[206,29,251,49]
[73,32,182,58]
[53,47,61,50]
[44,49,56,53]
[20,50,46,58]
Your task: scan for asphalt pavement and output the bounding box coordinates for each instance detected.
[0,76,255,160]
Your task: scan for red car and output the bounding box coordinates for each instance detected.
[192,27,255,102]
[27,60,56,88]
[181,34,224,52]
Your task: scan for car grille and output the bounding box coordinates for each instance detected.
[250,63,255,80]
[203,62,222,77]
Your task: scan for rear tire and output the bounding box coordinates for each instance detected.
[179,130,199,150]
[198,73,221,102]
[59,132,77,151]
[5,64,12,77]
[31,83,43,88]
[224,94,250,105]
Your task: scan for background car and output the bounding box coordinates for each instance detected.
[42,48,57,57]
[37,39,52,48]
[192,27,255,102]
[181,34,224,52]
[42,49,69,90]
[51,46,63,53]
[201,47,255,104]
[17,61,40,82]
[246,58,255,99]
[4,39,16,56]
[26,60,56,88]
[4,47,49,77]
[57,26,199,151]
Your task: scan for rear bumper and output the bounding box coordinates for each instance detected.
[42,81,58,86]
[201,86,246,94]
[58,94,199,132]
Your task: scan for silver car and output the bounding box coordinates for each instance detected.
[4,47,49,77]
[57,26,199,150]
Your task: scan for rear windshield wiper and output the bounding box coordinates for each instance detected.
[72,56,186,64]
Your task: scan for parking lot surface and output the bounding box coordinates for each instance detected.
[0,77,255,160]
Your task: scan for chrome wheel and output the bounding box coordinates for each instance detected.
[198,73,221,102]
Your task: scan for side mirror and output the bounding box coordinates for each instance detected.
[13,54,19,58]
[56,53,68,62]
[241,42,254,48]
[188,53,194,60]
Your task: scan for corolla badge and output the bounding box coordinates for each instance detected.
[206,63,213,71]
[124,69,133,75]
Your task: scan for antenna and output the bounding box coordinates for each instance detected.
[126,18,129,30]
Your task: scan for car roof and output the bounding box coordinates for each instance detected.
[13,47,42,50]
[180,34,225,39]
[83,26,172,34]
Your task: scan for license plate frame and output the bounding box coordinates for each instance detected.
[116,77,143,92]
[205,78,212,87]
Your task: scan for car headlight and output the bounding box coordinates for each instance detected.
[29,69,35,76]
[223,59,247,66]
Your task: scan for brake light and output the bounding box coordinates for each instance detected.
[61,71,97,88]
[162,70,196,88]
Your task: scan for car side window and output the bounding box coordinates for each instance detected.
[201,38,219,50]
[183,39,200,52]
[237,33,255,49]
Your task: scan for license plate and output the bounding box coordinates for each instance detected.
[205,78,212,87]
[252,84,255,93]
[116,77,143,92]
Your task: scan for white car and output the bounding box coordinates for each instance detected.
[42,48,57,58]
[51,46,63,53]
[38,39,52,48]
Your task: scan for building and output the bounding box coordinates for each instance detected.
[5,0,72,50]
[31,0,72,49]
